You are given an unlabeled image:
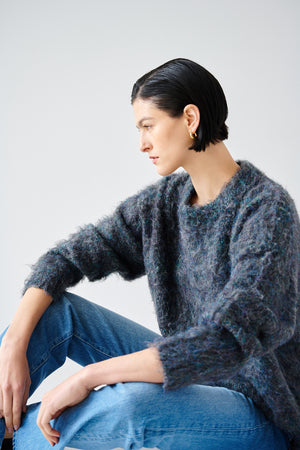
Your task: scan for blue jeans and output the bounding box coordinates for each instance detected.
[0,292,289,449]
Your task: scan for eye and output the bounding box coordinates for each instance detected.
[136,124,153,132]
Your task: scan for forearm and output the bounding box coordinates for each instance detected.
[2,287,52,351]
[36,346,163,445]
[82,347,164,389]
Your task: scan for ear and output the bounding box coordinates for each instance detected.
[183,104,200,134]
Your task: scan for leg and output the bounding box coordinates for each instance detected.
[13,383,289,450]
[0,291,160,446]
[18,291,159,396]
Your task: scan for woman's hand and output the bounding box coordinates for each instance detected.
[36,370,91,447]
[37,348,163,446]
[0,339,31,433]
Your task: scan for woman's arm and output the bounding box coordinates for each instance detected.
[37,347,163,446]
[2,183,158,437]
[3,287,52,349]
[84,347,164,387]
[22,189,149,302]
[0,287,52,432]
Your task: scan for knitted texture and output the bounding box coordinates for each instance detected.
[23,160,300,442]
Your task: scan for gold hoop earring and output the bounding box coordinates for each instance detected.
[189,131,197,139]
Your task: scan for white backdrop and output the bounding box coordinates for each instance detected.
[0,0,299,441]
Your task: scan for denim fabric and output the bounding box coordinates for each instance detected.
[0,292,289,449]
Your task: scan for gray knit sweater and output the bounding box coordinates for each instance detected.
[23,160,300,443]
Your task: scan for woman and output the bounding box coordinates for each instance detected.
[0,58,299,450]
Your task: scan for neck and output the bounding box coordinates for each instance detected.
[183,142,240,206]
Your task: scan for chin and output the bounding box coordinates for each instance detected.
[156,165,178,177]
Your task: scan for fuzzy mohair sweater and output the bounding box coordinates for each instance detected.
[23,160,300,444]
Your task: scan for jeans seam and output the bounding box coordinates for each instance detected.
[30,332,74,375]
[13,429,16,450]
[145,421,271,433]
[73,334,115,358]
[30,332,115,376]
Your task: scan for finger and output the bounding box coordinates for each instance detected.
[37,407,60,446]
[39,421,60,446]
[12,389,23,431]
[2,389,13,433]
[39,428,59,447]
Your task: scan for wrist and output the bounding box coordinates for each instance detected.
[1,328,29,352]
[79,364,97,391]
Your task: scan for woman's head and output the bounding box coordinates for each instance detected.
[131,58,228,152]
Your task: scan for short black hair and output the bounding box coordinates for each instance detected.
[131,58,228,152]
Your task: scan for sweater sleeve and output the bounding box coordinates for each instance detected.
[22,191,146,301]
[154,191,300,390]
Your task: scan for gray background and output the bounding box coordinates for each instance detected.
[0,0,299,448]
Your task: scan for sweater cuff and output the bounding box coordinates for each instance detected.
[152,325,243,391]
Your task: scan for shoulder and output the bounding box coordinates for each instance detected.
[232,161,300,246]
[238,161,298,220]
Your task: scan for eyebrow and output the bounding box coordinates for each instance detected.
[137,117,154,127]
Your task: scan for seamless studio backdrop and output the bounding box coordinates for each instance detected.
[0,0,299,421]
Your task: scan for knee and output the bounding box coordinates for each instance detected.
[36,291,87,331]
[116,382,163,418]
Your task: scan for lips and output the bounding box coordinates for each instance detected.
[150,156,159,165]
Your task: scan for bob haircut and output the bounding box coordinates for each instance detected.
[131,58,229,152]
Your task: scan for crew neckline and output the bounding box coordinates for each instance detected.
[179,160,255,214]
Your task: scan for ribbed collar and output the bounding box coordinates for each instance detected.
[179,160,261,218]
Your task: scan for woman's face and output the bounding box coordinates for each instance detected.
[133,98,193,176]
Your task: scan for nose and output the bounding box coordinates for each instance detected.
[139,132,152,153]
